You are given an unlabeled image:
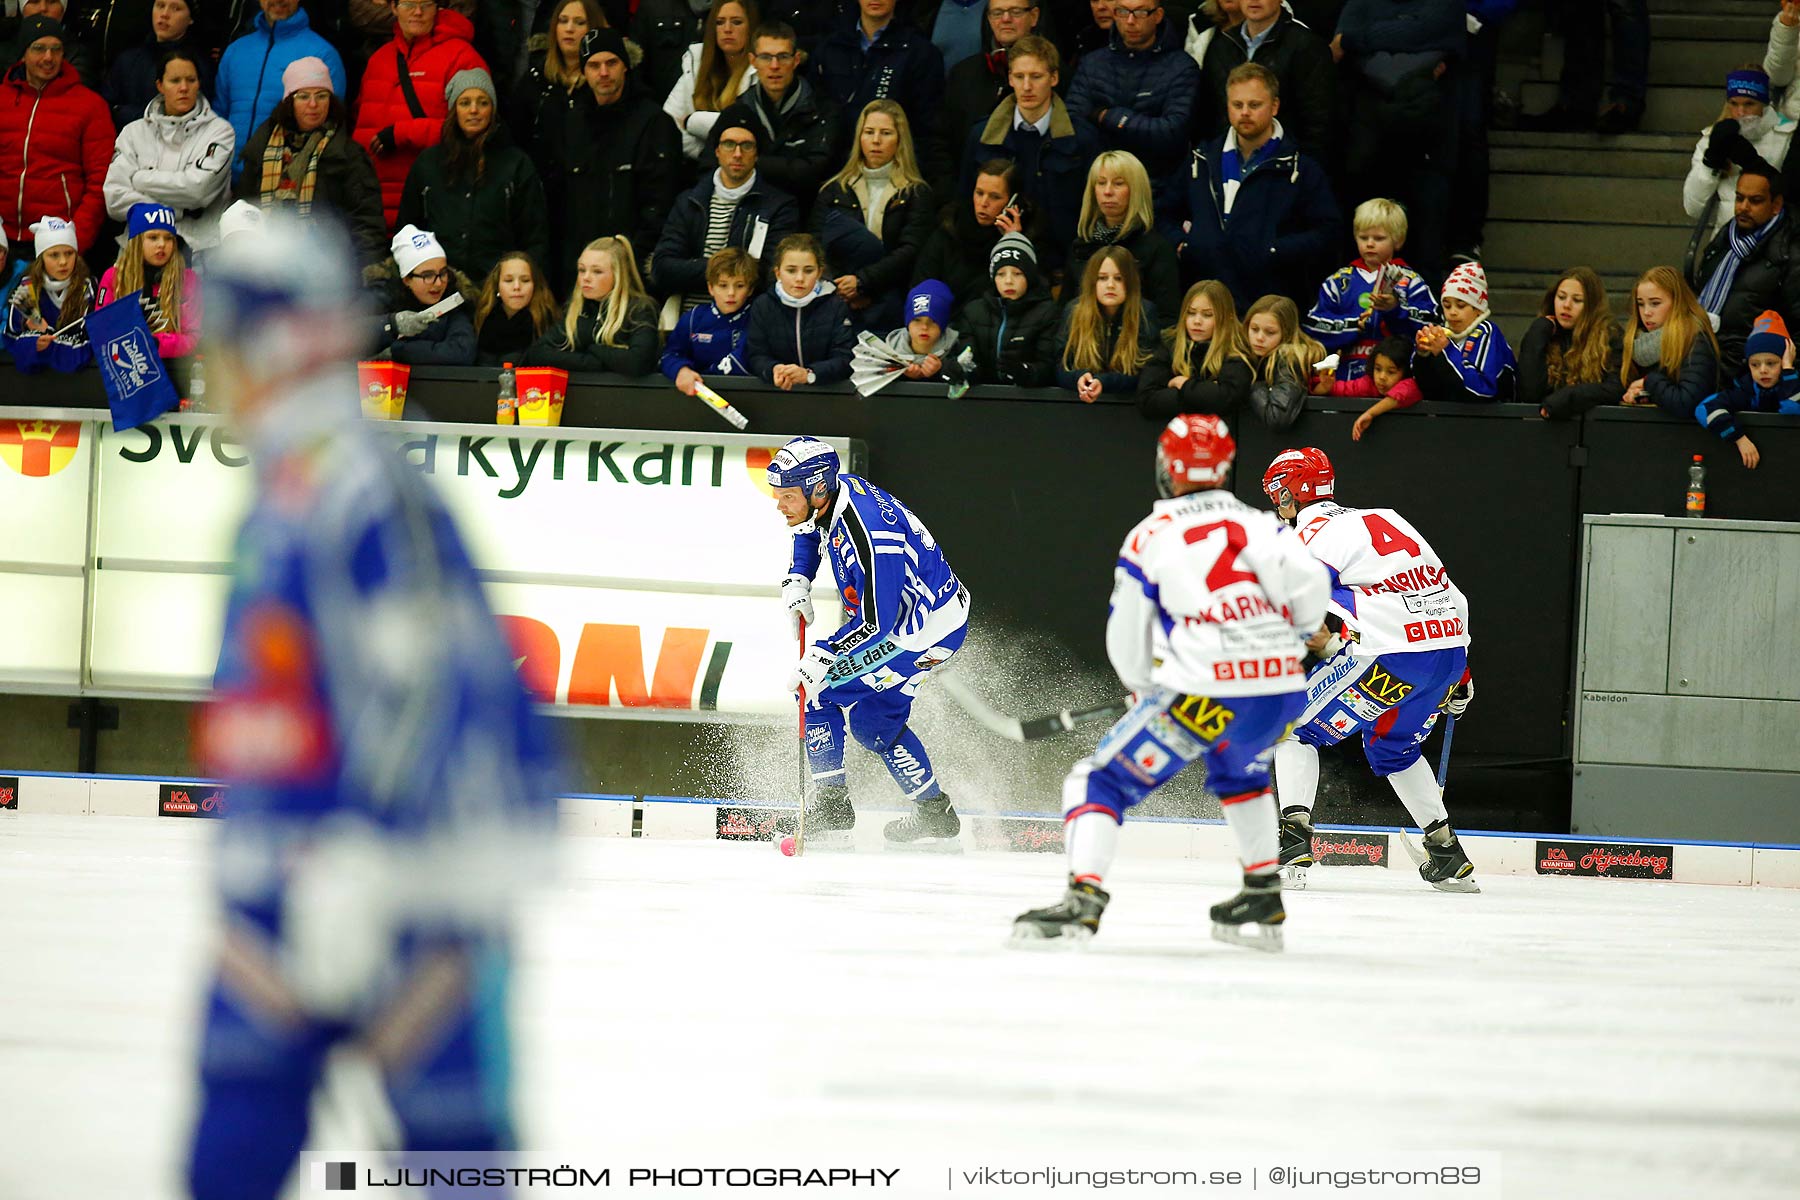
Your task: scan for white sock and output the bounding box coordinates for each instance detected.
[1386,757,1449,831]
[1219,788,1280,877]
[1274,739,1319,817]
[1066,811,1120,884]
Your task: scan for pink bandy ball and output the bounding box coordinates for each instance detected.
[779,835,798,856]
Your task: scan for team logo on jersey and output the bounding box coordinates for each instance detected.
[1338,686,1386,721]
[1119,739,1170,783]
[806,724,835,753]
[1327,712,1356,735]
[1171,695,1234,741]
[1357,663,1413,706]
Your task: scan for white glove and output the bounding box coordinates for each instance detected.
[787,644,837,696]
[393,309,434,338]
[1444,675,1474,717]
[281,827,395,1018]
[780,572,815,637]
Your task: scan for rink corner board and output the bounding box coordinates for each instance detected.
[5,770,1798,888]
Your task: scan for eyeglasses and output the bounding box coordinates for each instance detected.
[752,50,796,64]
[718,138,756,153]
[989,5,1034,17]
[395,1,436,10]
[1113,4,1158,20]
[408,268,450,284]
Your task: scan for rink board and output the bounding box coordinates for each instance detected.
[3,769,1796,888]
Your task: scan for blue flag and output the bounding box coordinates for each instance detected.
[88,292,180,432]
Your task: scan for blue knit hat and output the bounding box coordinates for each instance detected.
[127,203,178,240]
[905,279,953,329]
[1727,69,1771,104]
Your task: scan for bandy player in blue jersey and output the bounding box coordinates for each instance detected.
[184,218,560,1198]
[769,437,973,847]
[1013,416,1331,951]
[1261,447,1479,892]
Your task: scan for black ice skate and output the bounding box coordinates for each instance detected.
[1011,875,1109,945]
[1208,872,1285,952]
[774,785,856,850]
[1418,820,1480,893]
[1278,808,1315,889]
[883,794,962,851]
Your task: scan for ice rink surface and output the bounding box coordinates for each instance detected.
[3,814,1799,1200]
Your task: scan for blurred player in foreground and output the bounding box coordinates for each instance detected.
[185,216,560,1198]
[769,436,973,848]
[1261,447,1478,892]
[1013,416,1330,951]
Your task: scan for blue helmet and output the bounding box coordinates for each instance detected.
[766,436,840,500]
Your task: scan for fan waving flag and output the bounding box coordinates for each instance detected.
[88,292,180,431]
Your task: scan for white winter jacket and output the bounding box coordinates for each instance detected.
[662,43,757,161]
[1684,15,1800,245]
[103,94,236,250]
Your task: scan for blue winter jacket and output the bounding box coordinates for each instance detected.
[215,9,347,180]
[1412,317,1517,402]
[1178,129,1340,310]
[660,302,751,379]
[746,288,858,384]
[809,17,946,156]
[1304,259,1440,381]
[1064,21,1201,219]
[1696,369,1800,443]
[3,279,95,373]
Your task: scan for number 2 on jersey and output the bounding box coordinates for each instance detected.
[1363,513,1421,558]
[1184,521,1257,590]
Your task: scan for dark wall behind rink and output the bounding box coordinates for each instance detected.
[13,371,1800,832]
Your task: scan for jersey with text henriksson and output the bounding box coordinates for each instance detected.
[1109,490,1330,697]
[1294,501,1471,657]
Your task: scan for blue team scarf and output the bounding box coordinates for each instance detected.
[1700,208,1783,315]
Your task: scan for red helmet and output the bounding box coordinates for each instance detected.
[1155,414,1236,496]
[1262,447,1335,510]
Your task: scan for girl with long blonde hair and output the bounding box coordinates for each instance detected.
[527,236,659,375]
[1139,279,1253,419]
[813,98,936,329]
[1242,294,1323,429]
[1620,265,1720,415]
[1057,245,1153,401]
[665,0,759,160]
[1523,266,1626,418]
[98,204,201,360]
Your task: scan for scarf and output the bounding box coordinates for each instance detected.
[43,275,72,312]
[712,169,755,203]
[1700,209,1783,314]
[259,121,336,214]
[1088,217,1123,246]
[1631,327,1664,370]
[775,279,836,308]
[855,162,897,239]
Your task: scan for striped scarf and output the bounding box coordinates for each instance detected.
[258,123,335,214]
[1699,209,1782,315]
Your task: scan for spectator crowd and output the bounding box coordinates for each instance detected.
[0,0,1795,464]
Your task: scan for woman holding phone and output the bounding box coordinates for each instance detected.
[913,157,1048,322]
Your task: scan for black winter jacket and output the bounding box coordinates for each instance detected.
[366,262,479,366]
[476,304,546,367]
[629,0,703,102]
[1136,339,1254,420]
[525,296,661,376]
[536,80,680,289]
[1626,335,1720,419]
[811,177,936,298]
[911,200,1051,317]
[714,79,839,218]
[1195,10,1334,157]
[958,95,1099,264]
[1065,223,1180,328]
[650,172,801,296]
[1178,132,1339,310]
[938,48,1010,190]
[1689,216,1800,376]
[1053,300,1158,393]
[809,16,947,171]
[1062,21,1200,215]
[106,33,218,130]
[1519,316,1626,418]
[234,117,388,265]
[746,288,858,383]
[960,290,1060,385]
[397,126,551,283]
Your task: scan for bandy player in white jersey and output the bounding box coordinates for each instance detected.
[1260,447,1478,892]
[1013,416,1331,951]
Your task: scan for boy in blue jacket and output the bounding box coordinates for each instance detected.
[1305,197,1439,384]
[1412,261,1516,403]
[662,247,756,393]
[1696,309,1800,469]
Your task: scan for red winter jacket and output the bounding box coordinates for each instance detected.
[0,62,115,250]
[352,8,487,228]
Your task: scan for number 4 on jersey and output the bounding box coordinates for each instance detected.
[1363,514,1421,558]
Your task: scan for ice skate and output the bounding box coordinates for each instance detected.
[1208,873,1285,952]
[774,785,856,850]
[883,794,962,852]
[1419,821,1480,893]
[1278,809,1314,889]
[1011,875,1109,945]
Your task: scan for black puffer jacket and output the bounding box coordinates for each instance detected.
[911,199,1050,318]
[1137,338,1255,421]
[713,79,839,220]
[525,296,661,375]
[650,172,801,296]
[1065,223,1180,330]
[746,287,857,383]
[397,124,551,282]
[960,289,1060,386]
[1519,316,1626,418]
[812,177,937,298]
[1689,216,1800,376]
[365,260,480,365]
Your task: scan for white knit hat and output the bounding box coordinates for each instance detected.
[217,199,264,243]
[391,224,446,277]
[1442,261,1490,314]
[29,216,78,259]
